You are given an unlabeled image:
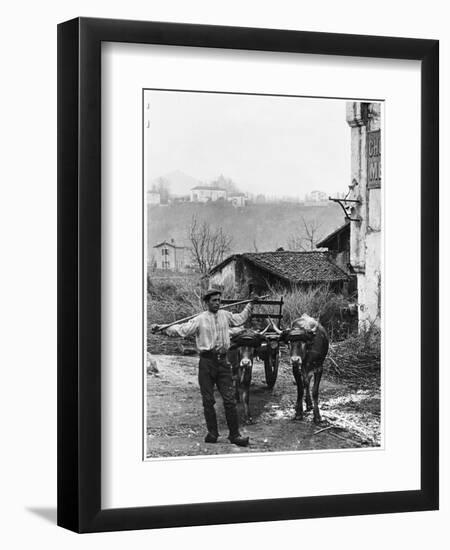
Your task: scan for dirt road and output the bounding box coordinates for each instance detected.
[146,354,381,458]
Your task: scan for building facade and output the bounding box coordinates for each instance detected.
[153,239,188,271]
[346,102,382,328]
[308,190,328,202]
[190,186,227,202]
[208,251,349,296]
[227,193,246,207]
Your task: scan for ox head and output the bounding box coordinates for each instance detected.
[270,314,318,367]
[230,324,271,369]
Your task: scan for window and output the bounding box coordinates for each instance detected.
[161,248,169,256]
[162,261,170,270]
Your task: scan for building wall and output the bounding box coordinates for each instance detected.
[209,260,236,292]
[155,244,174,270]
[154,244,187,271]
[190,188,227,202]
[309,190,328,202]
[228,195,246,207]
[210,257,348,297]
[346,102,382,328]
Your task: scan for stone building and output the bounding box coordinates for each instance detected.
[208,251,349,296]
[153,239,188,272]
[317,222,354,283]
[316,102,381,328]
[346,102,382,327]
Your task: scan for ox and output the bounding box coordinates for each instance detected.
[272,314,329,424]
[228,326,270,424]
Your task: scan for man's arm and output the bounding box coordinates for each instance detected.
[227,302,254,327]
[161,315,200,338]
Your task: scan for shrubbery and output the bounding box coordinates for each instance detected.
[273,285,358,341]
[147,275,203,325]
[148,278,359,341]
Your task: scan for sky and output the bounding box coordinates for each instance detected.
[144,90,352,199]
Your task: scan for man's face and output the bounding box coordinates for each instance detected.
[207,294,221,313]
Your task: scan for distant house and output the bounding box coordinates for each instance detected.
[304,190,329,206]
[227,192,246,207]
[147,190,161,205]
[309,190,328,202]
[190,186,227,203]
[208,251,350,295]
[153,239,188,272]
[169,195,190,204]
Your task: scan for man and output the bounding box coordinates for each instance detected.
[151,286,255,447]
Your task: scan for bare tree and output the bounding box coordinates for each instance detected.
[210,174,240,194]
[287,216,323,251]
[188,215,233,275]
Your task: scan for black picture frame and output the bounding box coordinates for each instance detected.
[57,17,439,533]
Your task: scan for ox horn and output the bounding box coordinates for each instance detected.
[268,317,283,335]
[259,322,272,336]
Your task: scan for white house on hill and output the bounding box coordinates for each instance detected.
[190,186,227,202]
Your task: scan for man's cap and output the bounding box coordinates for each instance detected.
[202,283,223,301]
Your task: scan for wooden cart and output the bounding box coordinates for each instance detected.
[221,296,284,388]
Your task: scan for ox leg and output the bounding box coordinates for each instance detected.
[229,350,241,403]
[304,370,313,412]
[312,368,323,424]
[241,366,253,424]
[292,364,303,420]
[234,367,241,403]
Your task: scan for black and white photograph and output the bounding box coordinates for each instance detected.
[144,90,382,459]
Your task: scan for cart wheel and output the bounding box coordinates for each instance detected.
[264,349,279,388]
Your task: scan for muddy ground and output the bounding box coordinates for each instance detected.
[146,352,381,458]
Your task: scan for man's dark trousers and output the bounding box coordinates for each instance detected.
[198,353,240,439]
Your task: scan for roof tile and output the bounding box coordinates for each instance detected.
[241,251,348,283]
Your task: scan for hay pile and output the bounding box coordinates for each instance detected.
[326,328,381,379]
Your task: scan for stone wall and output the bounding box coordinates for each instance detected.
[209,260,236,294]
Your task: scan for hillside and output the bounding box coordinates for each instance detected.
[148,201,344,260]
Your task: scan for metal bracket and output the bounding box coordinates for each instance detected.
[328,197,362,222]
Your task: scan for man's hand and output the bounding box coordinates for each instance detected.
[151,323,169,334]
[249,291,259,304]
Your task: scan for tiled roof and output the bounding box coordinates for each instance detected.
[209,252,348,283]
[242,251,348,283]
[153,240,186,249]
[191,185,227,191]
